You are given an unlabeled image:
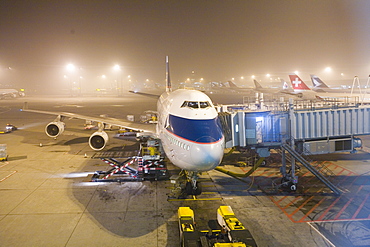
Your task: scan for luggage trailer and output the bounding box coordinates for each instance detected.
[91,139,168,182]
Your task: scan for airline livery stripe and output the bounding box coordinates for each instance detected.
[166,114,223,144]
[166,128,224,145]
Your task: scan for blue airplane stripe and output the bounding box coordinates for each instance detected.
[166,114,223,143]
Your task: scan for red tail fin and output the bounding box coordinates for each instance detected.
[289,74,310,90]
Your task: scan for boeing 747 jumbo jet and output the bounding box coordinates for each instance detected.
[22,57,224,195]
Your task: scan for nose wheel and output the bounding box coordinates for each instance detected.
[185,181,202,195]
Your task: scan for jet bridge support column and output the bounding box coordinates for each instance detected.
[279,98,298,191]
[278,146,298,192]
[281,147,287,177]
[289,139,297,191]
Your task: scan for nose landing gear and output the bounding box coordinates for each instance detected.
[185,181,202,195]
[183,171,202,195]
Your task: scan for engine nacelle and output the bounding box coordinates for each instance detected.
[89,131,109,151]
[45,121,65,138]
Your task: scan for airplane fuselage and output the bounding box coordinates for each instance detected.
[157,89,224,172]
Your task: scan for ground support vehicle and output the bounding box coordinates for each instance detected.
[91,138,168,182]
[0,144,7,161]
[178,206,257,247]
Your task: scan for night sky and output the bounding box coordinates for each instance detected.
[1,1,370,93]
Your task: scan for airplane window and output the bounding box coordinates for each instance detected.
[187,102,199,108]
[199,101,210,108]
[181,101,209,109]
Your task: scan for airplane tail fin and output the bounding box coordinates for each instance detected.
[281,78,293,91]
[289,74,311,90]
[310,74,329,88]
[166,56,172,92]
[226,81,239,88]
[253,80,263,89]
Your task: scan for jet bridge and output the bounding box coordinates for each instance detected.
[219,101,370,155]
[218,100,370,193]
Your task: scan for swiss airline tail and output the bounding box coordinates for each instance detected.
[289,74,311,90]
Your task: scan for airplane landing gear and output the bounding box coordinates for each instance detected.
[185,172,202,195]
[185,181,202,195]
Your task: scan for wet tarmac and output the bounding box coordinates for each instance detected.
[1,94,370,246]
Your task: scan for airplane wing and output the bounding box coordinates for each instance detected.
[21,107,156,133]
[0,89,18,98]
[129,90,160,99]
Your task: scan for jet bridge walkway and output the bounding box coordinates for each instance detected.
[218,100,370,193]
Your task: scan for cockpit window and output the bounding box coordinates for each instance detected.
[181,101,211,109]
[199,101,210,108]
[187,101,199,108]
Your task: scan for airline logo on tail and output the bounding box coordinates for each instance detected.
[310,75,329,88]
[289,74,310,90]
[280,79,293,92]
[282,80,289,90]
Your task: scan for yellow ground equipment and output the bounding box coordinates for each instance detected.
[178,206,257,246]
[178,207,200,247]
[0,144,7,161]
[217,206,256,245]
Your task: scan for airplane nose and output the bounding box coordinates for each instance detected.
[190,141,224,171]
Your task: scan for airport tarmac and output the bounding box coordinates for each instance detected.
[1,95,370,246]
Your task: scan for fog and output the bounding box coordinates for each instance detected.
[1,1,370,94]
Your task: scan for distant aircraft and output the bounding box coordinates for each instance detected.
[250,79,320,101]
[289,74,311,91]
[253,80,290,94]
[0,89,25,99]
[310,74,363,94]
[221,79,321,101]
[289,74,370,102]
[23,57,224,195]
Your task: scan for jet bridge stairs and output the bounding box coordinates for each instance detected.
[279,144,342,195]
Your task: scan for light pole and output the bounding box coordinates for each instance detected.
[66,63,76,96]
[113,64,121,96]
[79,76,83,96]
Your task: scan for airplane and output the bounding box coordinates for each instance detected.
[310,74,364,94]
[230,79,320,101]
[0,89,25,99]
[289,73,370,103]
[22,57,225,195]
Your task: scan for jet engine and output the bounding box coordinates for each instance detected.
[89,131,109,151]
[45,121,65,138]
